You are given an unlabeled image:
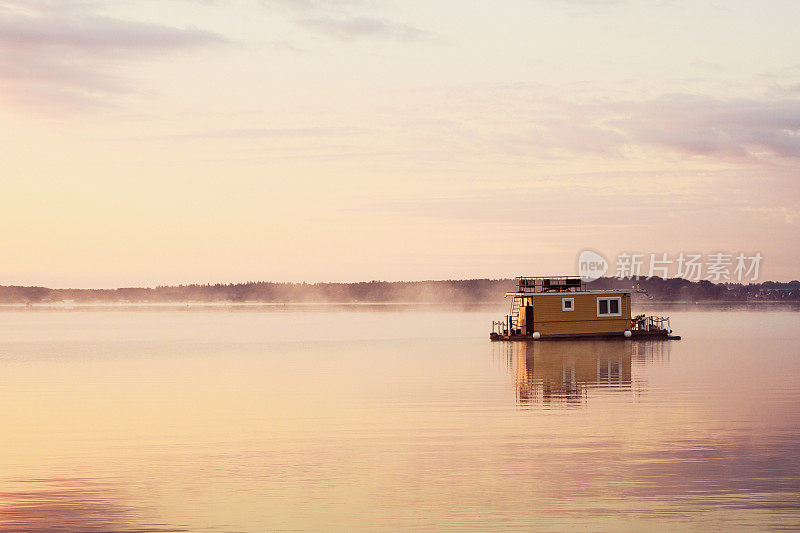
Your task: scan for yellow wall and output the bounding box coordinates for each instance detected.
[531,292,631,336]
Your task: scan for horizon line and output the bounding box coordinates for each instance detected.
[2,276,799,292]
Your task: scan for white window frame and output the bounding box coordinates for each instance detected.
[562,297,574,311]
[596,296,622,317]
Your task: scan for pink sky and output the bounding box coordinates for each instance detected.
[1,0,798,287]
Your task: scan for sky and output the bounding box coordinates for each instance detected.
[1,0,799,288]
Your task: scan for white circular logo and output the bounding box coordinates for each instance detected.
[577,250,608,282]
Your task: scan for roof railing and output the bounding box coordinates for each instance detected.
[513,276,587,294]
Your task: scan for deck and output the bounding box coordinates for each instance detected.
[490,330,681,341]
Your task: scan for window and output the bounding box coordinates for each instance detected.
[597,296,621,317]
[562,298,574,311]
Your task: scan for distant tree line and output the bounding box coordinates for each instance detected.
[0,277,798,304]
[589,277,800,302]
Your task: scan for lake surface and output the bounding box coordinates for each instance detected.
[1,305,799,531]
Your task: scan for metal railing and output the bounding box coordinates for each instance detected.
[513,276,587,294]
[631,314,671,333]
[492,315,517,336]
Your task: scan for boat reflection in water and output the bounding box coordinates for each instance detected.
[495,340,671,407]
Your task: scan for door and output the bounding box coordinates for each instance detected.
[525,305,534,335]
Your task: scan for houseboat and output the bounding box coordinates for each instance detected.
[490,276,680,341]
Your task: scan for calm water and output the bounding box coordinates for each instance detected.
[1,305,799,531]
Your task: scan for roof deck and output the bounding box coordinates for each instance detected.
[512,276,589,294]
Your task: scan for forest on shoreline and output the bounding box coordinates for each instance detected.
[1,277,798,304]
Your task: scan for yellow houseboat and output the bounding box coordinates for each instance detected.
[490,276,680,341]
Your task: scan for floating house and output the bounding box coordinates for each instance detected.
[490,276,679,341]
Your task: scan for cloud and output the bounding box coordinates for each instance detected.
[260,0,362,12]
[616,94,800,160]
[140,126,365,140]
[0,13,224,50]
[500,119,627,158]
[258,0,427,41]
[452,90,800,162]
[297,15,427,41]
[690,60,725,72]
[0,2,227,112]
[360,170,707,223]
[549,0,624,4]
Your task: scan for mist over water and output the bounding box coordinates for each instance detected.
[1,306,799,531]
